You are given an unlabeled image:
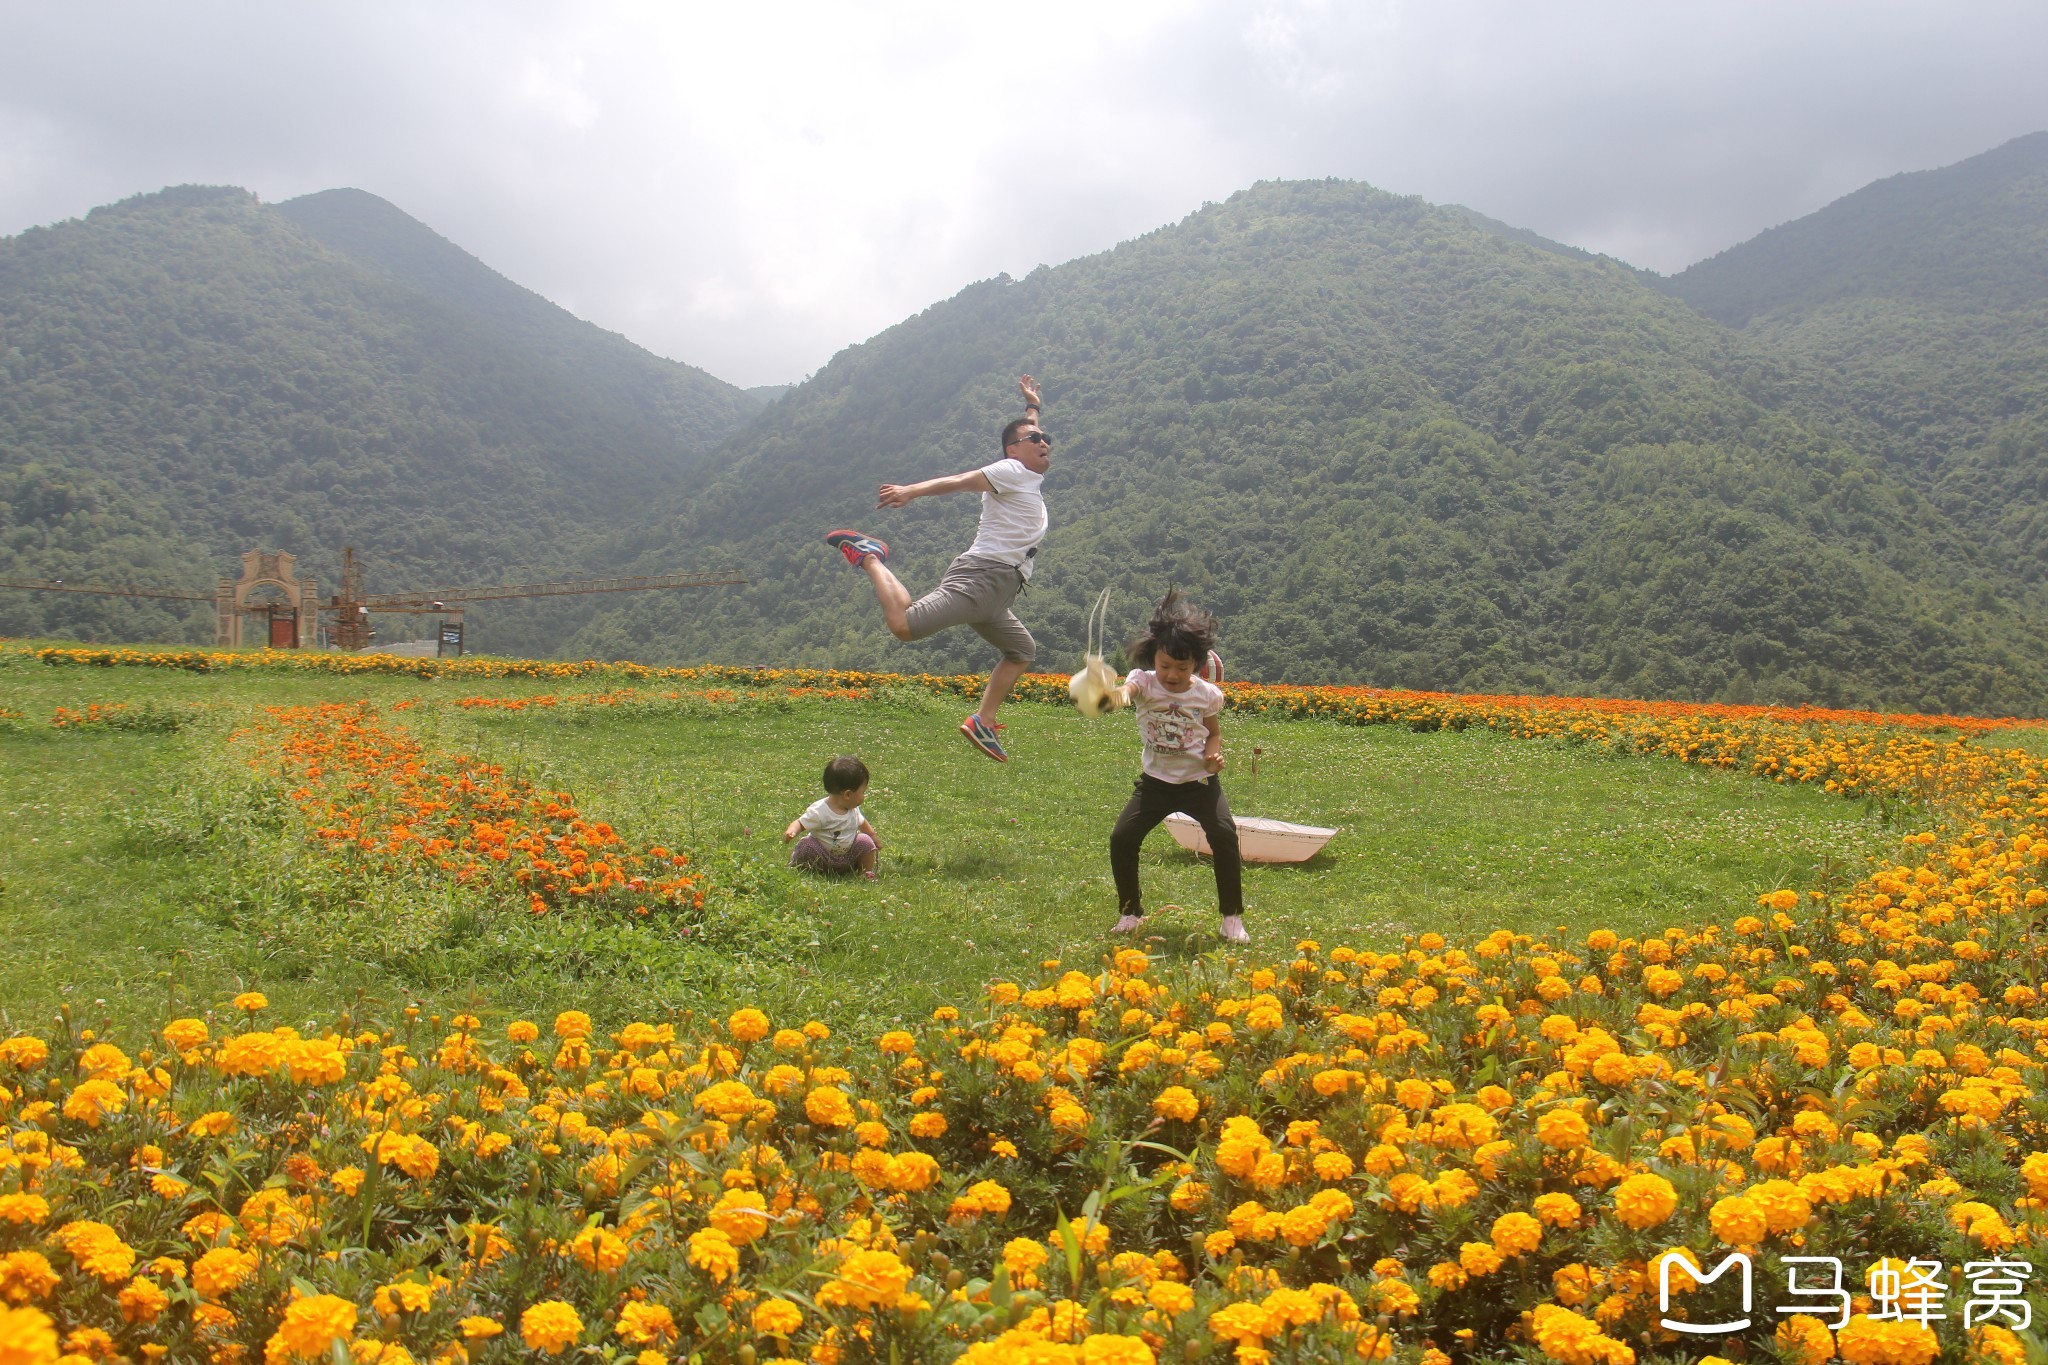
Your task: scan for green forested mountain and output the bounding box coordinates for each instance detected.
[7,157,2047,713]
[0,185,757,651]
[570,179,2048,714]
[1662,133,2048,583]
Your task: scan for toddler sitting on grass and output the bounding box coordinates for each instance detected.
[783,755,880,880]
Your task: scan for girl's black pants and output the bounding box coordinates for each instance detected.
[1110,773,1244,917]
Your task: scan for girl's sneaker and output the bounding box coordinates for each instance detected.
[960,714,1008,761]
[824,530,889,567]
[1218,915,1251,944]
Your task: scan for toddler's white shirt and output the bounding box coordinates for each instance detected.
[799,797,865,854]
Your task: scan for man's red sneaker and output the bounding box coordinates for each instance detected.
[960,714,1009,762]
[824,530,889,567]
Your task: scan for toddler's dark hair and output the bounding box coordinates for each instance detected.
[1128,588,1216,668]
[823,755,870,795]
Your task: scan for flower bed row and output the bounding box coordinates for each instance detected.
[21,643,2036,732]
[241,702,705,919]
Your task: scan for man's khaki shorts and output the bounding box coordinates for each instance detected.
[903,554,1036,665]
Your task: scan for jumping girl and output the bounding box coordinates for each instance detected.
[1109,589,1249,943]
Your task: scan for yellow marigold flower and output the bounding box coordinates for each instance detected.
[231,992,269,1012]
[725,1008,771,1043]
[520,1300,583,1355]
[457,1318,503,1339]
[1147,1281,1195,1316]
[1533,1193,1581,1228]
[187,1110,237,1138]
[191,1246,259,1302]
[1537,1108,1591,1149]
[890,1151,940,1192]
[1491,1212,1542,1255]
[1459,1241,1504,1275]
[752,1299,803,1337]
[0,1195,49,1226]
[1079,1334,1155,1364]
[552,1011,592,1040]
[0,1250,60,1303]
[1836,1315,1937,1365]
[1747,1179,1811,1233]
[1207,1300,1270,1345]
[1611,1173,1678,1230]
[216,1031,284,1078]
[1001,1238,1048,1284]
[1709,1195,1766,1245]
[1431,1169,1480,1209]
[0,1306,58,1362]
[695,1079,764,1123]
[1152,1086,1199,1122]
[568,1226,629,1273]
[369,1132,440,1181]
[804,1087,854,1128]
[52,1222,134,1283]
[877,1030,915,1054]
[163,1019,209,1055]
[709,1190,770,1245]
[266,1293,357,1361]
[688,1228,740,1283]
[113,1275,168,1326]
[0,1037,50,1071]
[1394,1078,1435,1110]
[615,1301,677,1347]
[1774,1315,1833,1365]
[1529,1303,1634,1365]
[908,1111,948,1139]
[506,1021,539,1044]
[818,1248,911,1310]
[59,1078,126,1125]
[1431,1102,1498,1148]
[1971,1325,2026,1365]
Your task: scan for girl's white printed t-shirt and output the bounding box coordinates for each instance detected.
[965,457,1048,578]
[799,798,865,854]
[1126,670,1225,784]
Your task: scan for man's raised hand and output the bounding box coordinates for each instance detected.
[1019,375,1042,410]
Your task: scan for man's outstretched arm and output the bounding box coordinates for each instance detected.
[876,470,995,508]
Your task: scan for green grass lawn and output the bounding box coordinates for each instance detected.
[0,656,1910,1035]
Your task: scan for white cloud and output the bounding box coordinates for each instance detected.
[1,0,2043,386]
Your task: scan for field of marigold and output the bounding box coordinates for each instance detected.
[1,643,2044,1363]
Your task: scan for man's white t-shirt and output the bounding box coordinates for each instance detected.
[798,798,865,854]
[966,458,1048,579]
[1126,670,1225,784]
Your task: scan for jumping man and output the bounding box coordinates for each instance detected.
[825,376,1050,761]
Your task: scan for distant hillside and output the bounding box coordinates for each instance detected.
[0,185,757,652]
[574,180,2047,715]
[1661,133,2048,582]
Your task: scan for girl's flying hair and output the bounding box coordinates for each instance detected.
[1127,588,1216,668]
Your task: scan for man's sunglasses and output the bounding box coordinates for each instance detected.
[1016,432,1051,446]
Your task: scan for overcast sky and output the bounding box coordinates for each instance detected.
[5,2,2045,388]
